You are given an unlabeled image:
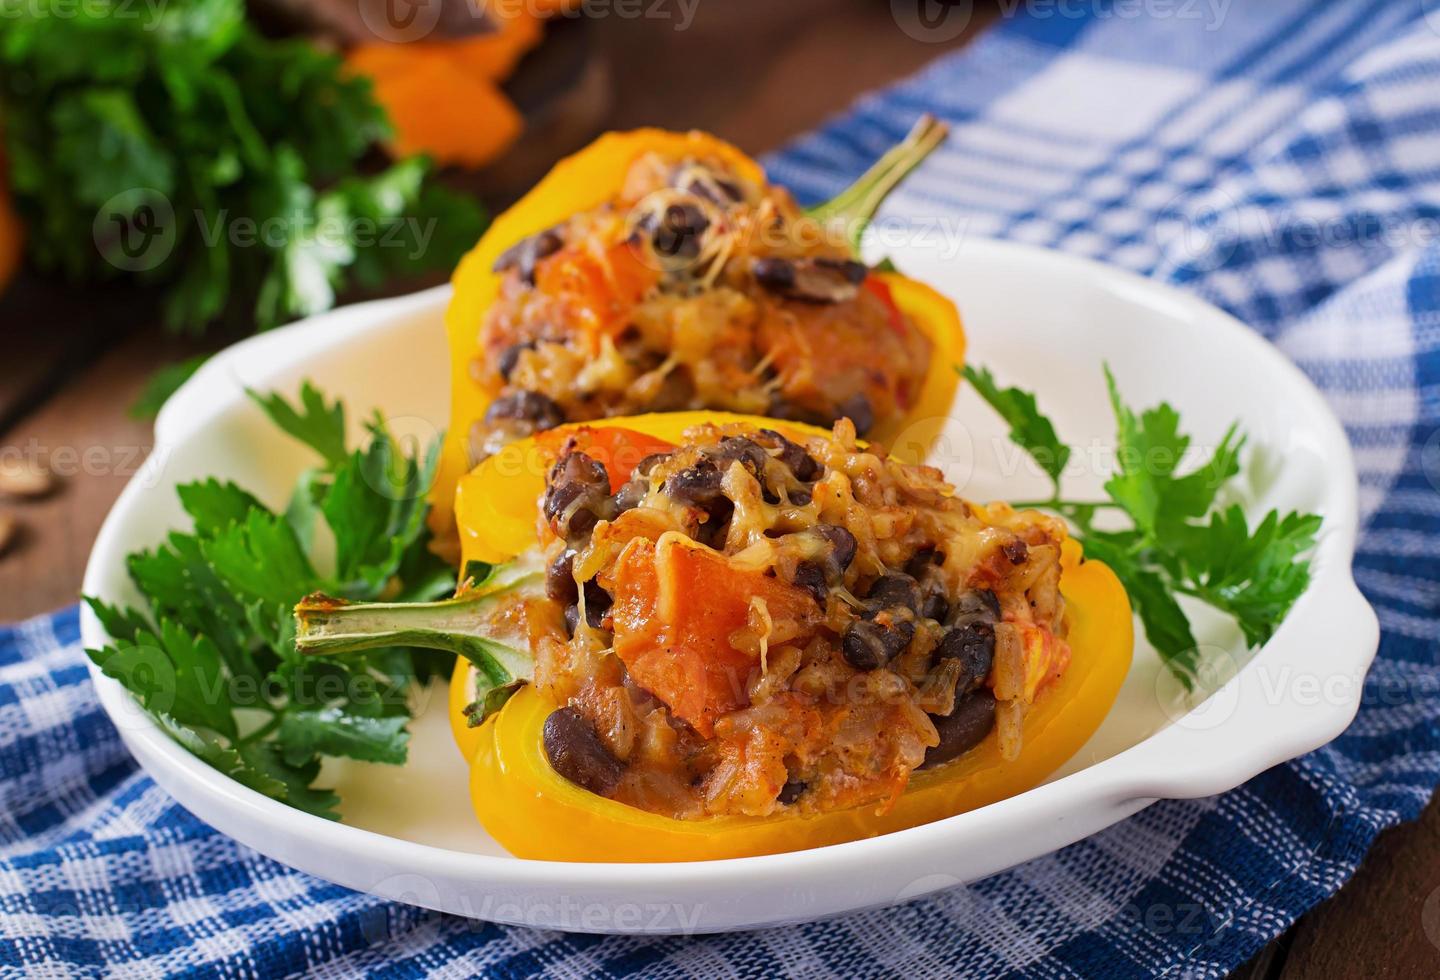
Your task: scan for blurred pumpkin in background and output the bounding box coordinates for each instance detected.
[254,0,583,169]
[344,0,583,168]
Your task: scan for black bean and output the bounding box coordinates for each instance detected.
[921,593,949,623]
[841,620,888,671]
[496,341,535,382]
[754,256,864,303]
[556,491,602,538]
[866,573,921,615]
[652,202,709,259]
[934,622,995,694]
[583,578,613,629]
[546,549,579,604]
[766,395,840,430]
[815,257,869,284]
[665,459,724,504]
[841,618,913,671]
[920,690,997,770]
[549,450,609,490]
[695,496,734,546]
[777,778,807,806]
[712,178,744,204]
[543,706,625,796]
[792,561,828,606]
[1002,539,1029,565]
[812,524,855,570]
[905,548,939,578]
[563,604,580,637]
[751,257,796,291]
[789,487,813,506]
[634,452,671,477]
[677,167,743,205]
[485,390,565,429]
[543,479,585,521]
[757,428,819,480]
[544,452,614,540]
[835,393,875,437]
[613,479,647,513]
[493,227,563,284]
[947,589,1000,629]
[710,437,769,483]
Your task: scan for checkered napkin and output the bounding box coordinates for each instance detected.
[7,2,1440,976]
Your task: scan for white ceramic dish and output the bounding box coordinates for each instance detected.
[81,238,1379,934]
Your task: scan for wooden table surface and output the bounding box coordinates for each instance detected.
[1,2,1434,974]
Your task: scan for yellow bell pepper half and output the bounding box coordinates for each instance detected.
[431,128,966,552]
[447,412,1134,863]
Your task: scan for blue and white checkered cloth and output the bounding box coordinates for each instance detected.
[7,2,1440,975]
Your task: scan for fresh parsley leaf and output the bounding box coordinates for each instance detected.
[1083,536,1200,680]
[236,743,341,821]
[0,0,486,335]
[247,382,348,468]
[276,708,410,766]
[129,355,209,420]
[83,596,152,646]
[89,623,235,740]
[283,467,326,551]
[1174,505,1321,647]
[328,441,412,586]
[961,364,1071,493]
[177,478,265,536]
[153,713,287,800]
[1101,366,1245,541]
[962,360,1320,686]
[84,381,453,818]
[127,533,262,682]
[202,509,320,608]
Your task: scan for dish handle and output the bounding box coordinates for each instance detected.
[1103,577,1378,803]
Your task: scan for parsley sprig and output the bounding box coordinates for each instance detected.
[963,364,1321,686]
[84,383,454,817]
[0,0,487,333]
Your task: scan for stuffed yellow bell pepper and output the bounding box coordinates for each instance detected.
[298,413,1133,863]
[432,117,965,552]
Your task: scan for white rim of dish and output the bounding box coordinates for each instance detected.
[80,238,1379,888]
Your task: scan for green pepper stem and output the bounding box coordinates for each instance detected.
[805,113,950,253]
[293,555,543,689]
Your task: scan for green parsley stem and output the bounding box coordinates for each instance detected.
[1009,499,1123,513]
